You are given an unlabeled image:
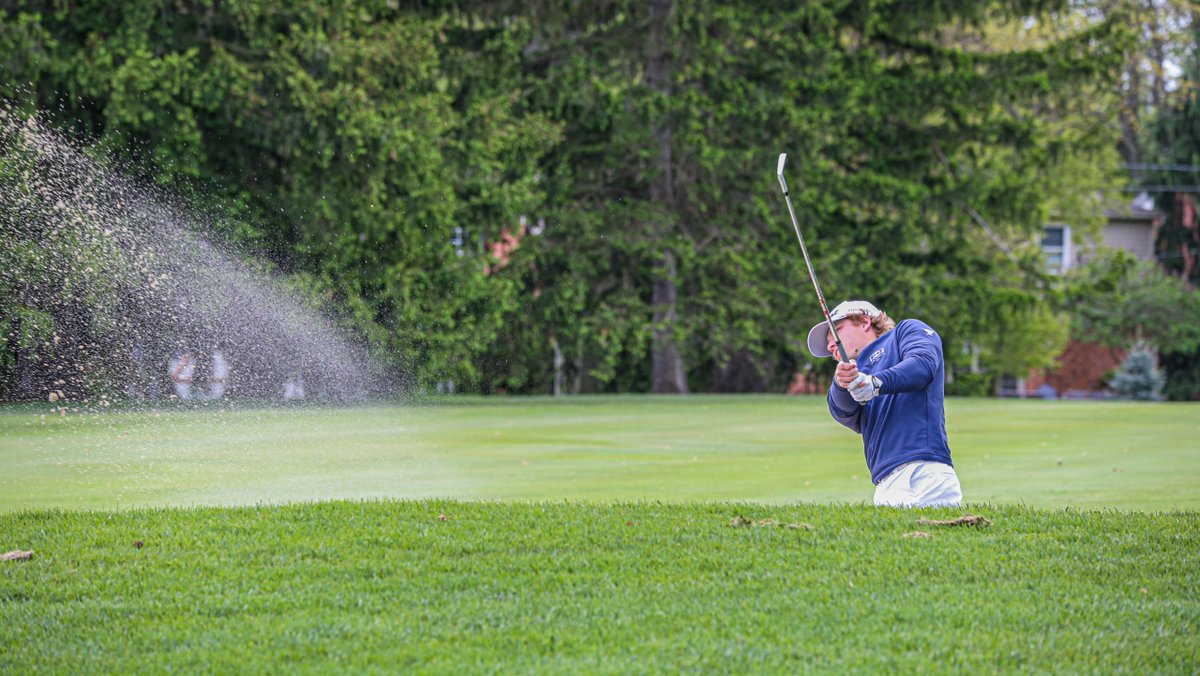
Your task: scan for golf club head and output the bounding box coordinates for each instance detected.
[776,153,789,195]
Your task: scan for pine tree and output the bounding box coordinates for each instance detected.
[1110,343,1165,400]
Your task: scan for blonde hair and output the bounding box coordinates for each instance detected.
[842,311,896,337]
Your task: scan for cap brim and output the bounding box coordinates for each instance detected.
[807,321,833,358]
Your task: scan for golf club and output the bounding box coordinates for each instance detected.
[776,153,850,363]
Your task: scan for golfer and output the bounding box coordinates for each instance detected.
[807,300,962,507]
[168,351,196,401]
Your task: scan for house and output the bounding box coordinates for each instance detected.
[1007,193,1161,398]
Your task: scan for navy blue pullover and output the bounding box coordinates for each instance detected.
[827,319,953,484]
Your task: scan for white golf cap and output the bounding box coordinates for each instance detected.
[806,300,881,358]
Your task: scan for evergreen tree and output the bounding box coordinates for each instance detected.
[1141,18,1200,400]
[0,2,559,393]
[1110,342,1164,400]
[0,1,1139,396]
[502,0,1127,393]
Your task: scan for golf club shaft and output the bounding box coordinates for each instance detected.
[776,153,850,363]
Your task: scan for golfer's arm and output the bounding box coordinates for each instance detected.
[827,384,862,432]
[875,324,940,394]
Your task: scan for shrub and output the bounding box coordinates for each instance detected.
[947,372,991,397]
[1110,343,1164,401]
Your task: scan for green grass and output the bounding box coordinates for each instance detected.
[1,395,1197,511]
[2,501,1197,672]
[2,397,1197,670]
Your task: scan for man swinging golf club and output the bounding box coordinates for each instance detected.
[776,153,960,507]
[807,301,963,508]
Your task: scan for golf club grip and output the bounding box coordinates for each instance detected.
[834,336,850,364]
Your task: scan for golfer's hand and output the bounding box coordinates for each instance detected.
[835,360,861,389]
[849,373,879,403]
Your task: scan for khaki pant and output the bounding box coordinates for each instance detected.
[874,460,962,507]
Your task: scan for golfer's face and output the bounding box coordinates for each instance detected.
[827,318,870,360]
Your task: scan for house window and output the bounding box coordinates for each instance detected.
[998,373,1025,398]
[1041,224,1071,274]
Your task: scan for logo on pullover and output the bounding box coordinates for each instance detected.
[868,348,886,365]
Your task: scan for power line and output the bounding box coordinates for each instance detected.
[1118,164,1200,172]
[1123,185,1200,192]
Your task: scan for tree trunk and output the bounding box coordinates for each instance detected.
[1119,57,1143,164]
[1148,2,1166,112]
[651,250,688,393]
[550,333,565,396]
[713,348,767,393]
[646,0,688,394]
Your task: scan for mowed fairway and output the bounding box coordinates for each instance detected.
[0,395,1197,511]
[2,397,1198,671]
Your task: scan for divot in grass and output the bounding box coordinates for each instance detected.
[729,515,814,530]
[1,549,33,561]
[916,514,992,527]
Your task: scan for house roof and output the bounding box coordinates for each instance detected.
[1104,191,1160,223]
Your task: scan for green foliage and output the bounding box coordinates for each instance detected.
[1145,20,1200,286]
[1135,20,1200,401]
[1161,346,1200,401]
[1067,249,1200,361]
[1,1,1134,395]
[2,3,563,393]
[1,499,1197,671]
[946,372,992,397]
[487,0,1129,392]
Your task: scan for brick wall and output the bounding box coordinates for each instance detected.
[1027,340,1126,395]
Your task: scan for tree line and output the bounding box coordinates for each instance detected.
[2,0,1198,399]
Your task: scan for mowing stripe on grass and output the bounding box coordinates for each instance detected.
[1,396,1197,511]
[1,501,1196,671]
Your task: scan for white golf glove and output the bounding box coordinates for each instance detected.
[849,373,881,404]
